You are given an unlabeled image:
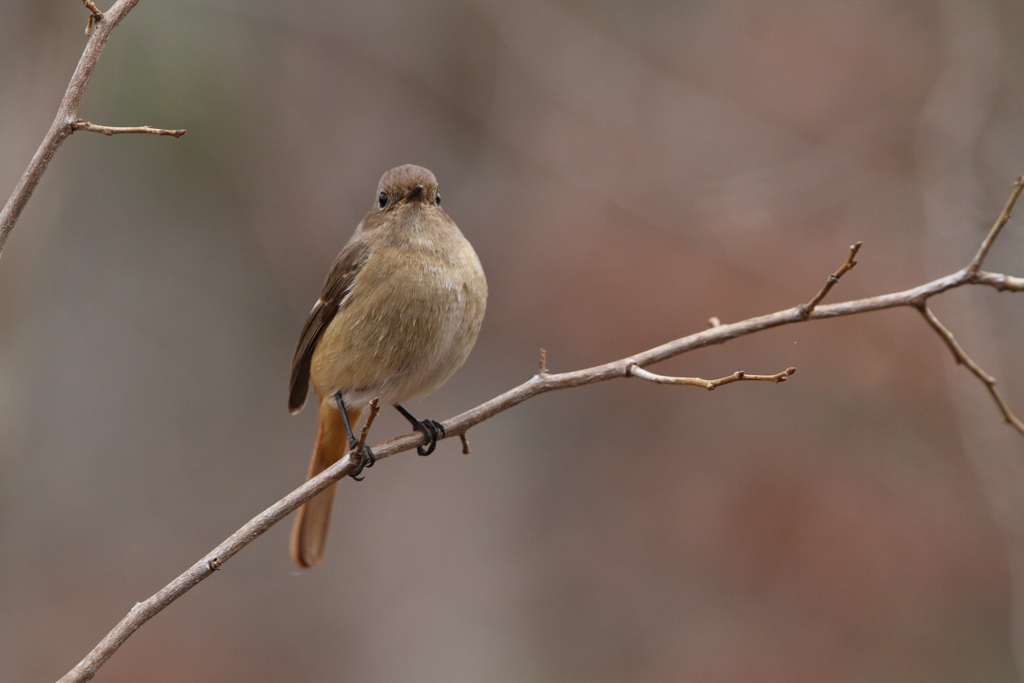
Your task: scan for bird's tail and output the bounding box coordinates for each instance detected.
[289,399,362,568]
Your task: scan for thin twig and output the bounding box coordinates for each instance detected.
[800,241,862,317]
[355,398,380,455]
[82,0,103,35]
[627,363,795,390]
[0,0,185,258]
[916,304,1024,435]
[72,119,186,138]
[459,433,471,455]
[538,348,548,375]
[969,175,1024,274]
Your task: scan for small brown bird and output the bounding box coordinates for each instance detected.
[288,164,487,568]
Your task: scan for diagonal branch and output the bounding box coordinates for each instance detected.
[57,243,1024,683]
[0,0,185,258]
[969,175,1024,274]
[47,174,1024,681]
[916,304,1024,436]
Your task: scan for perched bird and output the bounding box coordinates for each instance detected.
[288,164,487,568]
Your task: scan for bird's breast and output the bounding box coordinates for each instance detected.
[309,236,486,408]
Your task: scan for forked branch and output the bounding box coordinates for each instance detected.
[0,0,185,258]
[56,176,1024,683]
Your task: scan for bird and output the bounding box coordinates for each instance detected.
[287,164,487,568]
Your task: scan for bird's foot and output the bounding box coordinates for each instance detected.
[348,441,376,481]
[412,418,445,456]
[395,405,446,456]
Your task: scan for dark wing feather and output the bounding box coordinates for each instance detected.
[288,242,369,413]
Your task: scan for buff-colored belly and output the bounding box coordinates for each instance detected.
[309,247,485,410]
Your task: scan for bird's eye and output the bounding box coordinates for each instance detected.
[378,192,388,209]
[435,192,441,205]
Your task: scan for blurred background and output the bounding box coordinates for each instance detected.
[2,0,1023,681]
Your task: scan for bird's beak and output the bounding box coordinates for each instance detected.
[407,185,424,201]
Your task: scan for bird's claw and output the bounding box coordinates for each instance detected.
[413,419,445,456]
[348,443,376,481]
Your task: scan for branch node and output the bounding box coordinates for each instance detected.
[800,241,862,318]
[207,557,222,571]
[459,433,471,455]
[82,1,103,36]
[538,348,548,375]
[708,316,722,328]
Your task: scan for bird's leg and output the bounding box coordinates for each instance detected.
[337,391,375,480]
[394,404,445,456]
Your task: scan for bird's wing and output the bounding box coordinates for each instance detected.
[288,241,370,413]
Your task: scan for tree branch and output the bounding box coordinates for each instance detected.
[916,304,1024,435]
[55,176,1024,683]
[800,241,861,317]
[72,119,186,138]
[0,0,185,258]
[969,175,1024,274]
[626,363,796,390]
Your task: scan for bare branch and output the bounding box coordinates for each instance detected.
[51,178,1024,683]
[459,433,472,455]
[0,0,185,258]
[72,119,186,138]
[973,270,1024,293]
[916,304,1024,436]
[800,241,862,318]
[627,363,795,390]
[969,175,1024,274]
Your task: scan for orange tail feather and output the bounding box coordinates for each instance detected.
[290,399,362,568]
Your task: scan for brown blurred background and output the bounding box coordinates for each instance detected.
[2,0,1024,681]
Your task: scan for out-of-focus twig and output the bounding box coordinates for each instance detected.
[0,0,184,258]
